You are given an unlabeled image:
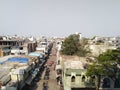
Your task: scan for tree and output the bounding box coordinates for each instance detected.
[61,34,89,56]
[77,37,90,57]
[61,34,80,55]
[86,49,120,89]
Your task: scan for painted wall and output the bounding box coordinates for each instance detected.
[63,69,95,90]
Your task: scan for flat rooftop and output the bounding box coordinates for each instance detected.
[64,60,84,69]
[0,55,30,68]
[61,55,87,69]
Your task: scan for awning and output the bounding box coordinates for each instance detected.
[29,52,41,57]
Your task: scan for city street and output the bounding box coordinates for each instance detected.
[32,43,60,90]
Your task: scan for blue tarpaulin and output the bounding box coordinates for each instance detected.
[7,57,29,63]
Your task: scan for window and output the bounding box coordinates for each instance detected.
[71,76,75,82]
[102,78,110,88]
[82,75,85,82]
[19,47,23,50]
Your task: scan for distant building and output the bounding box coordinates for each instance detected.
[75,32,82,40]
[0,45,11,57]
[91,36,120,47]
[89,45,116,56]
[10,40,37,55]
[0,39,24,47]
[0,36,24,56]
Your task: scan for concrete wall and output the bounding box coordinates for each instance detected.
[89,45,116,56]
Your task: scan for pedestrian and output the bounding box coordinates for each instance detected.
[56,76,60,85]
[43,82,45,87]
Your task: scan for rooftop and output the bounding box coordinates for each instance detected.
[61,55,87,69]
[64,60,84,69]
[0,55,16,64]
[0,55,31,68]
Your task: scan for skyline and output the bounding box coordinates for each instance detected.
[0,0,120,38]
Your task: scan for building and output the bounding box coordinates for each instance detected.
[98,75,120,90]
[0,45,11,57]
[89,45,116,56]
[0,55,42,90]
[10,41,37,55]
[0,39,24,47]
[62,60,96,90]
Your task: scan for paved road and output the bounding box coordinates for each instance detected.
[32,43,60,90]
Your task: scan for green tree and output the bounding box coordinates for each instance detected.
[77,37,90,57]
[61,34,90,56]
[86,49,120,89]
[81,37,89,45]
[61,34,80,55]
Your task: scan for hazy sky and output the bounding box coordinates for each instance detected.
[0,0,120,37]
